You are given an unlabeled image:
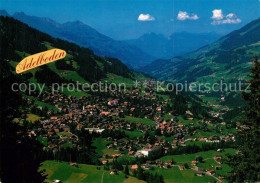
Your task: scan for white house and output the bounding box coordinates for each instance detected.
[136,149,152,157]
[85,128,105,134]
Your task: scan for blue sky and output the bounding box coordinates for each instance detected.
[0,0,259,39]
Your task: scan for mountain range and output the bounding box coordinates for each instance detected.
[0,10,154,69]
[141,18,260,84]
[1,10,224,69]
[125,32,221,59]
[0,15,206,114]
[0,15,141,86]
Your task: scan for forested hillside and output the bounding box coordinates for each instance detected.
[142,18,260,83]
[0,10,155,68]
[0,16,135,83]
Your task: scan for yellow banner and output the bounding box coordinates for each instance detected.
[16,49,66,74]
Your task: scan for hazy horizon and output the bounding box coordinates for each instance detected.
[0,0,259,40]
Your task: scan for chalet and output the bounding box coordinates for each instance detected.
[155,160,163,167]
[206,169,215,175]
[102,160,108,165]
[85,128,105,134]
[37,106,43,110]
[217,148,223,152]
[196,171,204,177]
[180,141,186,146]
[128,151,135,155]
[112,154,120,158]
[219,176,225,180]
[194,166,203,172]
[213,155,222,164]
[191,161,198,166]
[108,99,118,106]
[48,131,54,136]
[100,111,110,116]
[173,140,178,143]
[131,165,138,171]
[199,138,206,142]
[107,144,113,149]
[163,164,170,169]
[166,160,173,165]
[50,116,58,120]
[136,149,152,157]
[135,152,144,158]
[69,162,79,168]
[52,180,62,183]
[110,169,117,175]
[62,126,70,132]
[179,165,185,170]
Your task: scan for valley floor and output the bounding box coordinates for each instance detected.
[40,148,236,183]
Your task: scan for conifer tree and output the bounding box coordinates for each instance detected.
[124,163,129,175]
[227,56,260,182]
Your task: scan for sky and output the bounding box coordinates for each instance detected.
[0,0,260,40]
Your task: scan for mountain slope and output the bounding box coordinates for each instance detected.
[0,16,211,114]
[125,32,221,59]
[0,10,154,68]
[0,16,142,87]
[142,18,260,83]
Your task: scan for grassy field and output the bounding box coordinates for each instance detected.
[40,160,145,183]
[123,130,144,139]
[123,176,146,183]
[163,114,173,120]
[117,155,136,162]
[177,116,195,125]
[37,136,47,146]
[25,95,59,111]
[60,86,91,98]
[57,132,71,137]
[40,161,130,183]
[159,148,236,163]
[149,166,213,183]
[102,73,135,88]
[120,116,156,126]
[26,113,41,122]
[92,138,119,156]
[61,71,87,83]
[157,94,170,100]
[191,129,222,138]
[158,148,236,180]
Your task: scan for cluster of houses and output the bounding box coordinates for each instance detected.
[15,79,240,183]
[20,80,234,164]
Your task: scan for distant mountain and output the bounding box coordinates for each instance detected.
[141,18,260,84]
[0,16,144,85]
[0,10,9,17]
[125,32,221,59]
[0,10,154,68]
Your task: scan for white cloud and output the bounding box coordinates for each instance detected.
[212,9,224,20]
[226,13,235,18]
[177,11,199,21]
[211,9,241,25]
[138,14,155,21]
